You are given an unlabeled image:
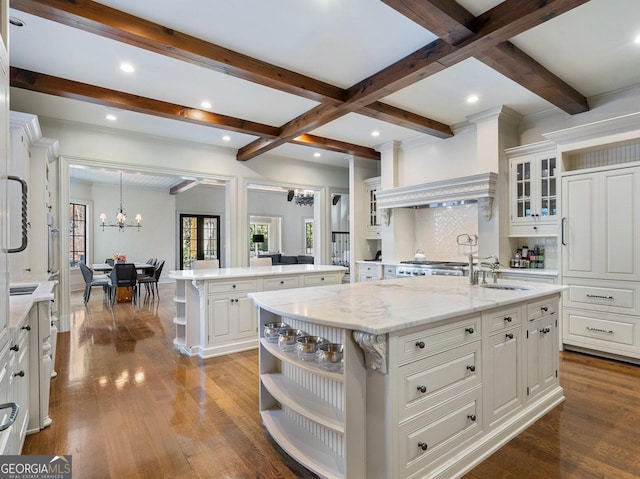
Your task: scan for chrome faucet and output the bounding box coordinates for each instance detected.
[468,254,499,285]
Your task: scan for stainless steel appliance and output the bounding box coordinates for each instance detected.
[396,261,468,277]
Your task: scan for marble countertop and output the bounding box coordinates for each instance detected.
[9,278,56,331]
[249,275,566,335]
[169,264,347,280]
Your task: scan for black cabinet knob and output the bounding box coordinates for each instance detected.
[10,345,18,352]
[13,371,25,378]
[415,341,425,349]
[21,325,31,331]
[467,414,476,421]
[505,333,514,340]
[504,316,512,323]
[418,442,428,451]
[416,385,427,394]
[465,327,474,334]
[466,364,475,372]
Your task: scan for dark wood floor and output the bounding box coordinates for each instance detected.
[23,283,640,478]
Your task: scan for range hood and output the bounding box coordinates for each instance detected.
[375,172,497,220]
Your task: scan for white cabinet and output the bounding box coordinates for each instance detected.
[562,166,640,281]
[207,279,258,349]
[364,177,381,239]
[507,142,558,236]
[562,165,640,362]
[383,264,396,279]
[357,261,382,282]
[8,319,29,454]
[525,298,558,402]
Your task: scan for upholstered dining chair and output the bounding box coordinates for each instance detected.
[191,259,220,270]
[79,262,111,304]
[138,260,165,299]
[109,263,138,306]
[250,257,272,267]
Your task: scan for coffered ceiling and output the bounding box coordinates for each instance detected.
[7,0,640,173]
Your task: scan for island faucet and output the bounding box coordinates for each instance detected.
[468,254,500,285]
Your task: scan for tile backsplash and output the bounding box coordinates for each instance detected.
[414,203,478,261]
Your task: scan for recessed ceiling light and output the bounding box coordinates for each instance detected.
[314,152,321,158]
[635,34,640,44]
[371,130,380,137]
[120,63,135,73]
[222,135,231,142]
[467,95,479,104]
[201,101,212,109]
[106,114,117,121]
[9,17,25,27]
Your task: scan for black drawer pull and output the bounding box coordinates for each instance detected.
[467,414,477,422]
[418,441,428,451]
[21,325,31,331]
[542,327,551,334]
[416,385,427,394]
[541,306,548,312]
[13,370,25,378]
[505,333,514,340]
[10,345,18,352]
[415,341,425,349]
[504,316,512,322]
[466,364,475,372]
[465,327,474,334]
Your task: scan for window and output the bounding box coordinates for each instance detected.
[180,214,221,269]
[69,202,86,267]
[249,223,269,254]
[305,218,313,255]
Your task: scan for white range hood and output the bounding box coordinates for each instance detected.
[375,172,498,220]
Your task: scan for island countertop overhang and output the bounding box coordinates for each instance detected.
[249,275,566,335]
[169,264,346,280]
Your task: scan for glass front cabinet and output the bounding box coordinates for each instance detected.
[507,141,558,236]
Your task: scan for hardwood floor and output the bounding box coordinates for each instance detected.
[23,284,640,478]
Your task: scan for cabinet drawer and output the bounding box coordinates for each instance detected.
[564,278,640,315]
[209,279,258,294]
[485,305,522,334]
[303,273,339,286]
[263,276,299,291]
[383,265,396,278]
[564,308,638,355]
[527,296,558,322]
[359,263,381,275]
[510,222,557,237]
[398,341,481,422]
[396,315,481,365]
[399,388,482,478]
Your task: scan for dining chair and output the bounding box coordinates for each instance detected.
[191,259,220,270]
[138,260,165,299]
[109,263,138,306]
[105,258,114,266]
[250,257,272,267]
[79,262,111,304]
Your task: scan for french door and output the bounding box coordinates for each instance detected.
[180,214,221,269]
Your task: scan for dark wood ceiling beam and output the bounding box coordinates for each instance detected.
[290,134,381,161]
[239,0,588,161]
[10,0,346,105]
[381,0,476,45]
[10,67,281,137]
[477,42,588,114]
[360,102,453,138]
[383,0,589,115]
[169,180,198,195]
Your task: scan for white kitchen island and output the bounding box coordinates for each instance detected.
[169,265,346,358]
[250,276,566,479]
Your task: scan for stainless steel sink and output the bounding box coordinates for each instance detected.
[480,284,532,291]
[9,285,38,296]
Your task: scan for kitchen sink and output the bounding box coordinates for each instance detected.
[9,285,38,296]
[480,284,532,291]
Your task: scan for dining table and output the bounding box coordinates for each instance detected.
[92,262,156,273]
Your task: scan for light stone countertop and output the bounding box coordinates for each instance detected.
[169,264,347,281]
[9,278,56,331]
[249,275,566,335]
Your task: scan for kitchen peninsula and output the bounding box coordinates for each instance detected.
[250,276,566,479]
[169,264,346,358]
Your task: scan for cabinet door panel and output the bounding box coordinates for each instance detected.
[209,297,232,344]
[562,175,596,276]
[486,329,522,428]
[603,170,637,278]
[235,297,256,339]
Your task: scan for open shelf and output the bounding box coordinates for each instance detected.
[260,338,343,382]
[261,409,344,479]
[173,316,186,326]
[173,336,186,347]
[261,374,344,433]
[173,295,186,303]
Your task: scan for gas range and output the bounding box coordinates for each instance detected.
[396,261,468,277]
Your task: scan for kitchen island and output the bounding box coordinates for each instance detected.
[250,275,566,479]
[169,264,346,358]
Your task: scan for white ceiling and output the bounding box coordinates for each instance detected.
[8,0,640,187]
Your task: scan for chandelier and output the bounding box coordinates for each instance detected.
[99,172,142,231]
[287,189,314,206]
